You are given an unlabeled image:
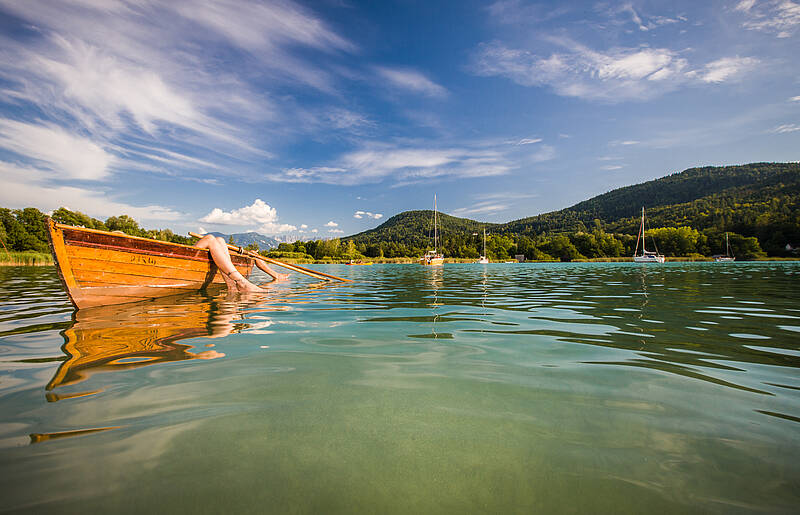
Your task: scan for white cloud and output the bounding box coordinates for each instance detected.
[300,224,308,229]
[0,0,357,186]
[311,228,318,233]
[0,161,180,223]
[451,202,509,216]
[201,199,278,225]
[789,96,800,102]
[600,164,624,170]
[471,40,687,101]
[471,39,758,101]
[0,119,114,180]
[199,198,296,234]
[691,56,759,83]
[354,211,383,219]
[771,124,800,133]
[376,67,448,98]
[324,221,339,227]
[516,138,542,145]
[267,143,516,185]
[328,228,344,234]
[736,0,800,37]
[258,221,298,235]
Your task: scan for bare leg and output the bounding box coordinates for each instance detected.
[195,235,265,292]
[255,259,290,282]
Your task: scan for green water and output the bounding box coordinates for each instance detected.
[0,263,798,513]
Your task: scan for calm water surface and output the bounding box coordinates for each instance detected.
[1,262,799,513]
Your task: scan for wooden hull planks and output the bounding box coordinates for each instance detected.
[46,219,254,309]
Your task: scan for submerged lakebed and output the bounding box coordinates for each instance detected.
[0,262,799,513]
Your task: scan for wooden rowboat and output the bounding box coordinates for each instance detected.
[46,219,254,309]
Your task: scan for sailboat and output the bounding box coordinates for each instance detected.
[419,195,444,266]
[476,228,489,264]
[715,233,735,262]
[633,207,665,263]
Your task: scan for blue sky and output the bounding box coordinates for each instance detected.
[0,0,798,239]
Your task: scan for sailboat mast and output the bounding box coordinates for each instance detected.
[483,227,486,257]
[640,206,647,253]
[434,194,438,253]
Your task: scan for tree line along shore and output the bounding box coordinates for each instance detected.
[1,204,796,266]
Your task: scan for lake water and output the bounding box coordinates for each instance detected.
[1,262,799,513]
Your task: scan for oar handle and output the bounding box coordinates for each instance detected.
[189,232,351,283]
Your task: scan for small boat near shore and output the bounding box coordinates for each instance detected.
[714,233,735,262]
[476,228,489,264]
[633,207,665,263]
[46,219,254,309]
[420,194,444,266]
[346,260,373,265]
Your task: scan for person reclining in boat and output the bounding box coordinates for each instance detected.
[194,234,289,292]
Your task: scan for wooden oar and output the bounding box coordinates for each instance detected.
[189,232,351,283]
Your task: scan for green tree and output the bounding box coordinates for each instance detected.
[106,215,143,236]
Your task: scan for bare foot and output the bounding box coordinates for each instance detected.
[226,270,267,292]
[272,272,290,282]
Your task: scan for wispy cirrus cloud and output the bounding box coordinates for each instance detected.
[0,119,115,180]
[0,161,180,223]
[0,0,358,192]
[771,123,800,133]
[452,190,539,217]
[268,142,518,186]
[451,202,510,217]
[735,0,800,38]
[375,67,448,98]
[687,56,759,83]
[470,35,758,102]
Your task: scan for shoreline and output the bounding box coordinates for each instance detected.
[3,256,798,267]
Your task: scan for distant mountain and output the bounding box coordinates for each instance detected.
[209,232,280,250]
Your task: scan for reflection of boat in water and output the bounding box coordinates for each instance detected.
[419,195,444,266]
[46,219,254,309]
[633,207,665,263]
[46,293,241,393]
[714,233,735,262]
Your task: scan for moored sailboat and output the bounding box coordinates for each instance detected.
[419,195,444,266]
[715,233,735,262]
[633,207,665,263]
[476,228,489,264]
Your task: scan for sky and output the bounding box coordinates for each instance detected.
[0,0,798,240]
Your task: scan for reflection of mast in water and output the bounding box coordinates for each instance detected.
[46,292,247,399]
[635,266,650,347]
[480,268,488,332]
[428,267,444,338]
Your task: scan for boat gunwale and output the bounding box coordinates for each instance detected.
[53,221,207,252]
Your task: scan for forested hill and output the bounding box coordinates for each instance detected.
[501,162,799,231]
[497,162,800,254]
[343,162,799,258]
[346,210,493,254]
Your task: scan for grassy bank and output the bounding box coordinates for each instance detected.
[0,251,53,266]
